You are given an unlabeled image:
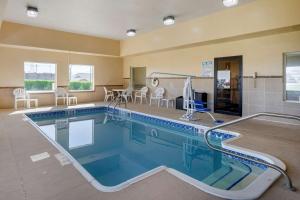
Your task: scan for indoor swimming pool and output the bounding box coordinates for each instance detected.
[25,106,283,200]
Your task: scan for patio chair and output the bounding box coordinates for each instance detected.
[104,87,114,102]
[13,88,27,109]
[134,86,148,104]
[13,88,38,109]
[149,87,165,107]
[55,87,69,106]
[122,87,133,102]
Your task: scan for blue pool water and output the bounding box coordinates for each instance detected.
[27,107,266,190]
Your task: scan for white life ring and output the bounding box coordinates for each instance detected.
[151,77,159,87]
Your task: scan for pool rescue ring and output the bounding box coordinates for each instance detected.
[151,77,159,87]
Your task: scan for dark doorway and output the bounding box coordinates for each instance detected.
[214,56,243,116]
[130,67,146,89]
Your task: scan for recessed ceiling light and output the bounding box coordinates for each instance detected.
[27,6,39,18]
[163,16,175,26]
[126,29,136,37]
[222,0,239,7]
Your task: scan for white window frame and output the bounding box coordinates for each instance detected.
[283,51,300,103]
[24,61,57,93]
[69,64,95,92]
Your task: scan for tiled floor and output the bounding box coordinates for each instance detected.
[0,102,299,200]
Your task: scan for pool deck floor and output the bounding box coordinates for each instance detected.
[0,102,299,200]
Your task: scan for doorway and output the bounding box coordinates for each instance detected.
[130,67,146,89]
[214,56,243,116]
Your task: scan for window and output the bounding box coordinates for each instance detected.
[24,62,56,92]
[69,65,94,91]
[284,52,300,102]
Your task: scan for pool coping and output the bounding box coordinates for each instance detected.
[23,105,285,200]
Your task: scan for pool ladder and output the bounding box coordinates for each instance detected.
[204,112,299,191]
[107,95,127,111]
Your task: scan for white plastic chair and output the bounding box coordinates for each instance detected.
[13,88,38,109]
[13,88,27,109]
[104,87,113,102]
[55,87,68,106]
[150,87,165,107]
[122,87,133,102]
[134,86,148,104]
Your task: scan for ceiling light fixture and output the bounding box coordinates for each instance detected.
[163,16,175,26]
[222,0,239,7]
[26,6,39,18]
[126,29,136,37]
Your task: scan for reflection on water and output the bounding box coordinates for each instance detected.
[40,124,56,141]
[35,112,264,190]
[69,120,94,149]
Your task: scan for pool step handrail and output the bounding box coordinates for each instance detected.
[107,96,117,110]
[203,112,299,191]
[107,95,126,110]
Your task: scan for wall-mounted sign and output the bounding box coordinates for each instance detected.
[201,60,214,77]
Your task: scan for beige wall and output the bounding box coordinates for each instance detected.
[123,30,300,116]
[0,21,123,109]
[0,46,123,108]
[121,0,300,56]
[121,0,300,117]
[0,21,120,56]
[123,30,300,77]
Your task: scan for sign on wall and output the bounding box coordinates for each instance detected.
[201,60,214,77]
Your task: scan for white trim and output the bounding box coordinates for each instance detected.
[24,105,285,200]
[27,91,55,94]
[68,90,95,93]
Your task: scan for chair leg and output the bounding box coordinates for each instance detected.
[15,100,17,110]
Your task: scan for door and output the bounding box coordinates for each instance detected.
[214,56,243,116]
[130,67,146,89]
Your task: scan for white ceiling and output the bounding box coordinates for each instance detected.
[3,0,255,40]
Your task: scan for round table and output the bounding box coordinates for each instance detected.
[112,89,126,98]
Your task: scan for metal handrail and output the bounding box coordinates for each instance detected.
[204,112,299,191]
[148,71,199,78]
[107,94,127,110]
